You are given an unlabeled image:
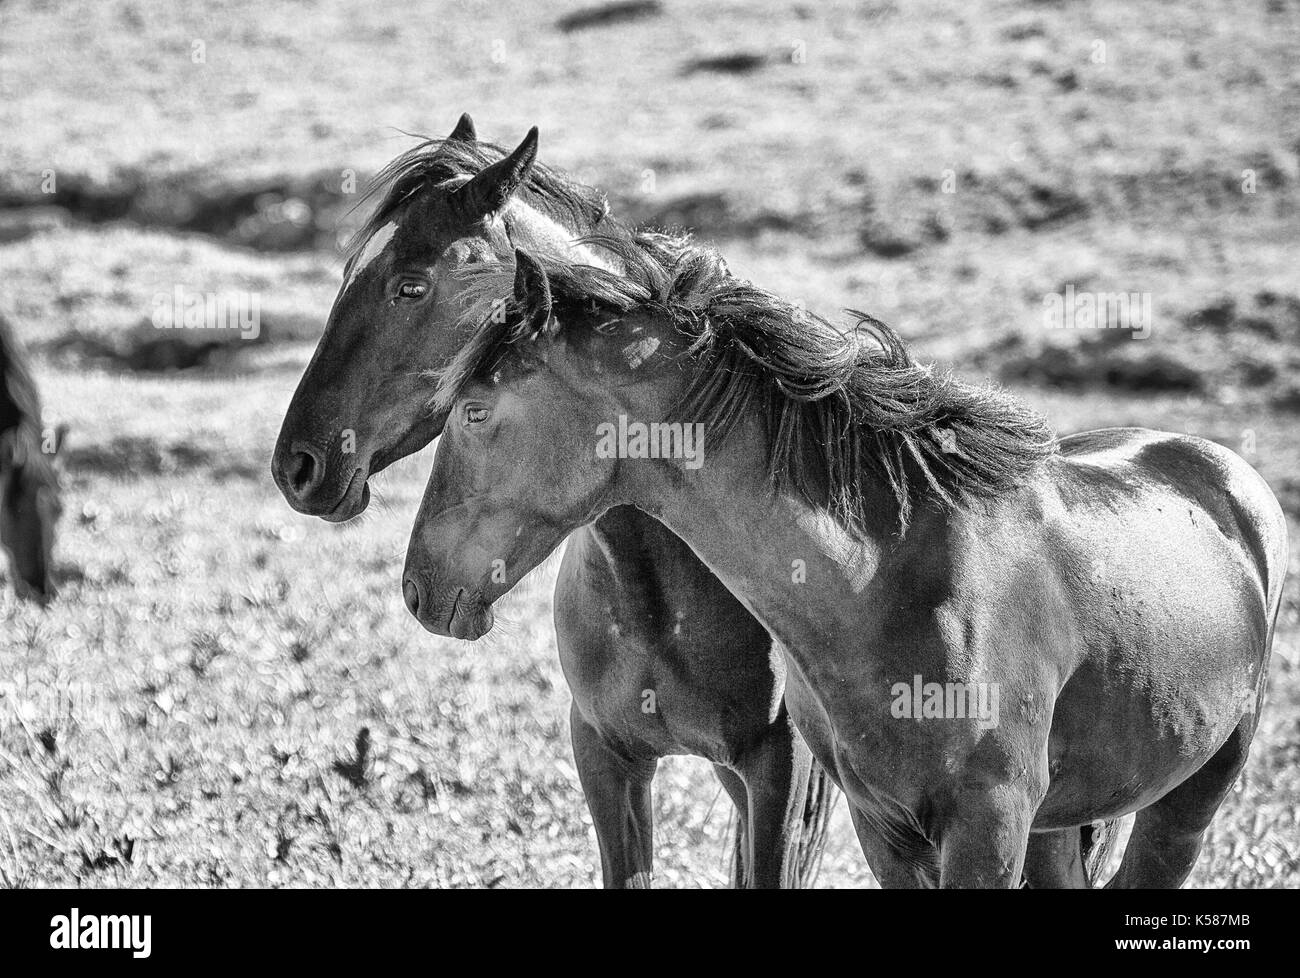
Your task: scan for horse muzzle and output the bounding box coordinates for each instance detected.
[402,578,495,640]
[270,440,369,521]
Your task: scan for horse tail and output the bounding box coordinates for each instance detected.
[722,756,839,888]
[793,759,839,888]
[725,811,745,888]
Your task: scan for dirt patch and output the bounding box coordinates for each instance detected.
[1182,291,1300,343]
[858,199,950,258]
[681,51,771,75]
[0,206,71,244]
[619,190,797,238]
[945,170,1091,235]
[555,0,662,33]
[47,331,239,372]
[35,315,323,374]
[0,169,355,252]
[997,334,1205,393]
[990,290,1300,404]
[65,435,262,480]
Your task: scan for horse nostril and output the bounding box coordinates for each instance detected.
[403,579,421,617]
[286,447,323,498]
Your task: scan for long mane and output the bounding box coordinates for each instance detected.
[343,135,616,268]
[435,234,1055,535]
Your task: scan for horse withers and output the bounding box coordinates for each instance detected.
[407,242,1286,887]
[0,313,65,605]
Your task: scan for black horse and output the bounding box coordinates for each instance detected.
[273,117,1122,886]
[0,313,65,604]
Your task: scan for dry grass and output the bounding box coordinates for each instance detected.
[0,0,1297,887]
[0,366,875,886]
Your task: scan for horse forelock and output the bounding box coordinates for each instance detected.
[343,134,614,271]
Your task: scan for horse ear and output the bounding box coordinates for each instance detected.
[513,249,553,341]
[455,127,539,218]
[447,112,476,143]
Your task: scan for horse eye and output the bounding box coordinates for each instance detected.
[465,405,489,425]
[397,282,427,300]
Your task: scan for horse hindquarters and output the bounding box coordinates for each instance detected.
[1107,446,1285,887]
[1058,430,1290,887]
[1105,715,1257,888]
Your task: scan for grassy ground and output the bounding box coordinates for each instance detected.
[0,0,1297,887]
[0,363,875,887]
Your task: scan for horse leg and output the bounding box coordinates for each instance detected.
[1023,828,1095,888]
[1105,719,1253,889]
[569,702,658,888]
[848,801,1086,888]
[937,787,1037,888]
[711,764,751,887]
[848,806,930,888]
[1081,817,1127,883]
[728,714,815,888]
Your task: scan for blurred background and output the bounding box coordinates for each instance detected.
[0,0,1296,887]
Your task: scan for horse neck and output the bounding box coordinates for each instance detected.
[620,415,895,658]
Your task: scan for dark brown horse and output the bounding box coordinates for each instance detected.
[273,118,1117,886]
[0,313,65,604]
[405,239,1286,888]
[272,116,837,887]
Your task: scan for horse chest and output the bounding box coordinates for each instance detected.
[565,617,783,763]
